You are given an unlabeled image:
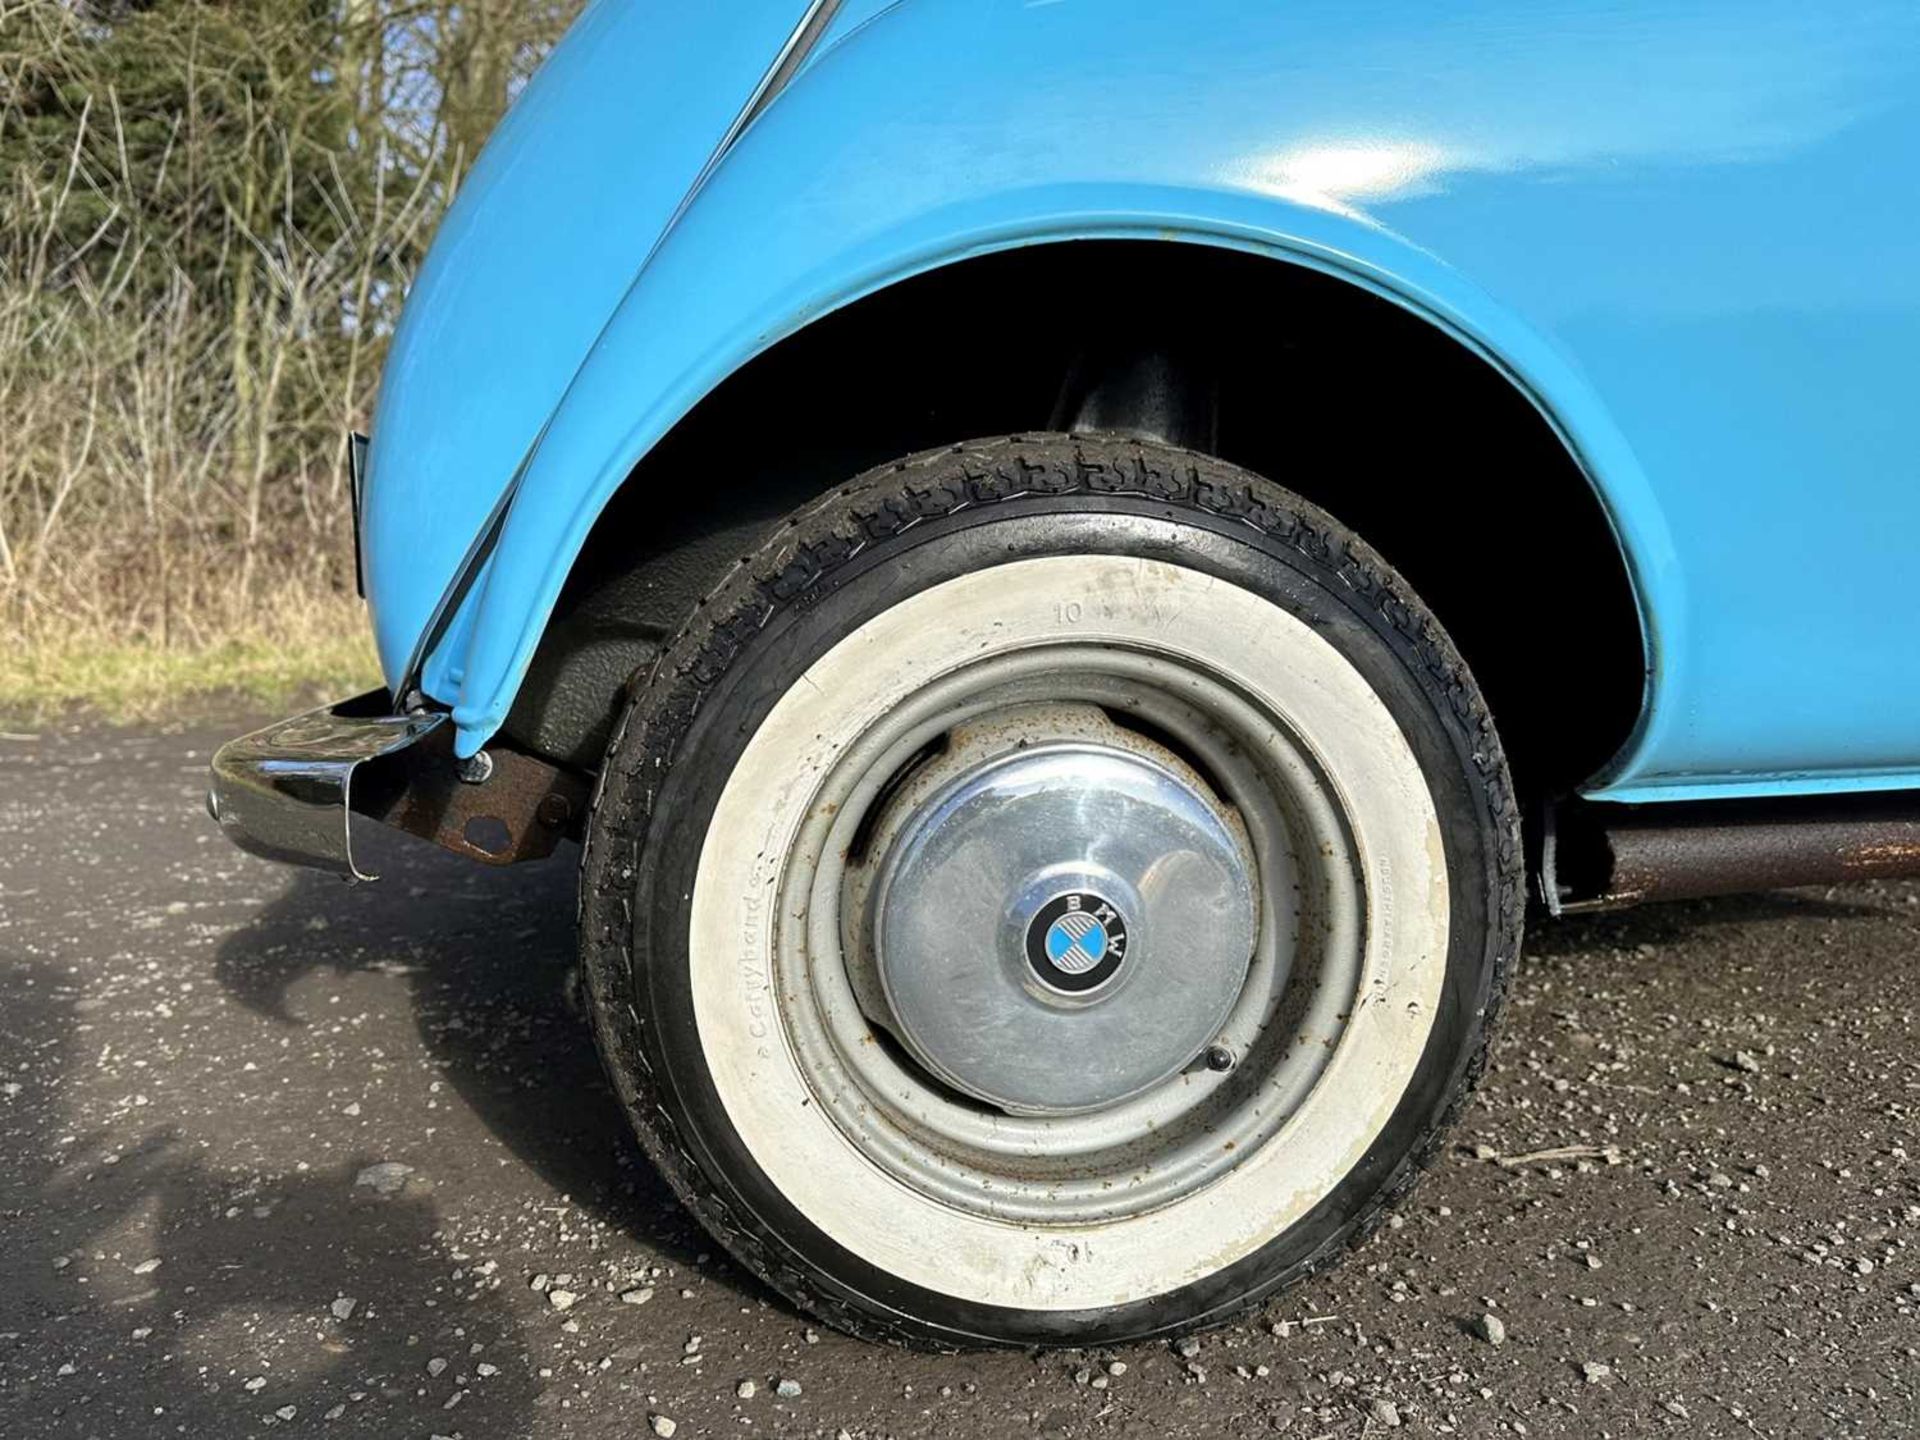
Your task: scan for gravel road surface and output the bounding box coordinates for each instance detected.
[1,719,1915,1438]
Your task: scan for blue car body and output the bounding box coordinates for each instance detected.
[360,0,1920,801]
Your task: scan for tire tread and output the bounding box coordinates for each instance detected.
[580,435,1523,1349]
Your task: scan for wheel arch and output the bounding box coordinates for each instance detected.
[488,231,1656,808]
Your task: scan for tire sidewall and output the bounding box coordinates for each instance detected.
[581,438,1520,1347]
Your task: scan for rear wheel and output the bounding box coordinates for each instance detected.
[580,435,1521,1347]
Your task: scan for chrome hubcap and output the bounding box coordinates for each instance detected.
[782,648,1360,1225]
[865,721,1259,1115]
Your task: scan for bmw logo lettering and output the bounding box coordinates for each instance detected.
[1025,891,1129,993]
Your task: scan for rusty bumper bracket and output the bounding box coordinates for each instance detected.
[1543,791,1920,915]
[209,690,588,881]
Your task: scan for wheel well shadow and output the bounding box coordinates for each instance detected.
[511,240,1645,820]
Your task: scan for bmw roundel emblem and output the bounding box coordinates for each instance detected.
[1025,891,1129,993]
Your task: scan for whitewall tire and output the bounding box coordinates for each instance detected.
[580,436,1521,1347]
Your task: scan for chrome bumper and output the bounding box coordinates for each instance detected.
[208,692,448,880]
[207,690,586,881]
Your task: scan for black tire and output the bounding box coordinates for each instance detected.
[579,435,1522,1348]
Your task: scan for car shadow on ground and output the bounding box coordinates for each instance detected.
[1526,886,1886,959]
[1,951,545,1436]
[1,723,755,1437]
[207,825,716,1271]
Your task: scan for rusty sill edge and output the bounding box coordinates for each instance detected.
[1543,791,1920,915]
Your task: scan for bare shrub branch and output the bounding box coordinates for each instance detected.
[0,0,581,711]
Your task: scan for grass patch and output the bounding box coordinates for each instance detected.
[0,590,379,727]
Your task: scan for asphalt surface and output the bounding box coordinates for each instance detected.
[1,717,1916,1440]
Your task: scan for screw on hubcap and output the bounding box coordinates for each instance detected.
[859,708,1259,1116]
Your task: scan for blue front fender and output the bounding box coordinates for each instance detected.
[386,0,1920,802]
[359,0,815,689]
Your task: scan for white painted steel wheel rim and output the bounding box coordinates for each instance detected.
[688,555,1449,1311]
